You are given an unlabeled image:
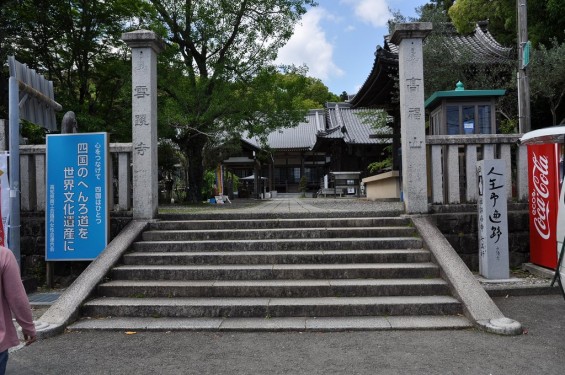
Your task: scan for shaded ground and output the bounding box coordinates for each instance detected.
[8,295,565,375]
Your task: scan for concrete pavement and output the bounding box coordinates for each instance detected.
[8,294,565,375]
[13,198,564,373]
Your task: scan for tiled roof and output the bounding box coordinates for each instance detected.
[351,22,512,108]
[242,105,388,152]
[243,110,324,151]
[322,104,389,145]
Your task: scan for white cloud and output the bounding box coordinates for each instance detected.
[342,0,391,28]
[275,8,344,80]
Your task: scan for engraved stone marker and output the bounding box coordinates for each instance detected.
[477,159,510,279]
[122,30,164,219]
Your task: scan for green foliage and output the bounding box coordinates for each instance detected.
[202,170,217,199]
[448,0,565,47]
[20,121,47,144]
[0,0,154,140]
[499,119,518,134]
[367,156,393,174]
[448,0,515,45]
[355,109,393,174]
[158,139,181,174]
[529,38,565,125]
[413,3,518,124]
[150,0,317,203]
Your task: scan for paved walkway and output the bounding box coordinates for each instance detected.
[9,295,565,375]
[159,197,405,215]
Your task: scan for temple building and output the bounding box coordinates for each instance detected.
[222,22,514,197]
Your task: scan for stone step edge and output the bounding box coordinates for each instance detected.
[135,237,421,245]
[99,278,449,287]
[124,248,431,257]
[154,217,409,224]
[83,295,461,307]
[144,226,414,234]
[68,315,473,332]
[112,262,439,270]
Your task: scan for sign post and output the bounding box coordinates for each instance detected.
[46,133,109,260]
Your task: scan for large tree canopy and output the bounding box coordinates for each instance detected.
[448,0,565,46]
[149,0,318,202]
[529,38,565,125]
[0,0,153,140]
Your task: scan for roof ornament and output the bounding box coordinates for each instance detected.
[455,81,465,91]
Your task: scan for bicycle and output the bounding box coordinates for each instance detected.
[551,240,565,300]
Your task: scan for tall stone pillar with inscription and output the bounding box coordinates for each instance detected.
[122,30,165,219]
[390,23,432,214]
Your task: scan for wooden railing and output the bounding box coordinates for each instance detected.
[19,143,132,212]
[426,134,528,204]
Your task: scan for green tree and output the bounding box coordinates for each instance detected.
[149,0,317,202]
[1,0,152,140]
[355,109,393,174]
[448,0,565,47]
[529,38,565,125]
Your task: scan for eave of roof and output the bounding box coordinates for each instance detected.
[351,22,513,109]
[425,88,506,109]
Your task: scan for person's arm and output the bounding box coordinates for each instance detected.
[2,250,36,344]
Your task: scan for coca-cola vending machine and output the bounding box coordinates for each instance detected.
[528,143,560,269]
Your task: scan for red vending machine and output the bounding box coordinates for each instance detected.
[528,143,560,269]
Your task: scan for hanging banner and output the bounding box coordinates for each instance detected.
[0,153,8,247]
[46,133,109,260]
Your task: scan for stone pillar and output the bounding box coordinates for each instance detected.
[122,30,164,219]
[390,23,432,214]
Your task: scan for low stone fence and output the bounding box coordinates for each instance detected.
[426,134,527,204]
[430,204,530,271]
[20,143,133,212]
[21,212,132,286]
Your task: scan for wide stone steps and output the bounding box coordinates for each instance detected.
[70,214,472,331]
[121,249,431,265]
[149,217,411,230]
[131,237,423,252]
[110,263,440,280]
[81,296,463,318]
[141,226,417,241]
[97,279,451,298]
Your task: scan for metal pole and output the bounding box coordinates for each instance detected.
[517,0,531,133]
[8,77,21,265]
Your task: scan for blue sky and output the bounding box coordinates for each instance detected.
[275,0,429,96]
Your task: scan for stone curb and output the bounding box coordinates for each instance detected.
[34,220,149,339]
[411,216,523,335]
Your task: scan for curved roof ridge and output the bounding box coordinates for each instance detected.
[351,21,512,108]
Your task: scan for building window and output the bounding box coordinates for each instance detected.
[478,105,491,134]
[442,103,494,135]
[447,106,459,135]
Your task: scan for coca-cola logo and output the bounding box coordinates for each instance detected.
[531,152,551,240]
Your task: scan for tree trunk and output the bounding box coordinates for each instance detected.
[183,134,208,203]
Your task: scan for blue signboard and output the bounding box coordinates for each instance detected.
[46,133,109,260]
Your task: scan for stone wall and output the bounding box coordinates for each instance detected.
[430,204,530,271]
[21,212,132,285]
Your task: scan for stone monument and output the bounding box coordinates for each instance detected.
[390,23,432,214]
[477,159,510,279]
[122,30,165,219]
[61,111,78,133]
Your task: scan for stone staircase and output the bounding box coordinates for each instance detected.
[69,214,472,331]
